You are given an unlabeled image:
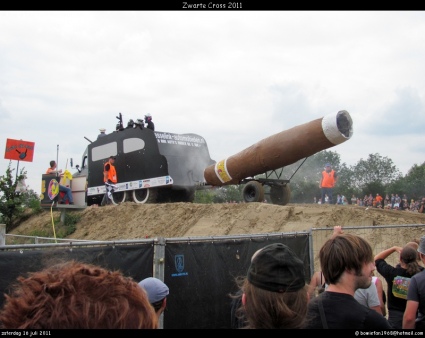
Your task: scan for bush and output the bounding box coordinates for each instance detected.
[0,162,27,231]
[62,212,81,235]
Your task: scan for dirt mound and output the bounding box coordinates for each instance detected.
[10,202,425,242]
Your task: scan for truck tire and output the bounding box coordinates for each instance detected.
[111,191,127,205]
[132,188,158,204]
[270,185,291,205]
[242,181,265,203]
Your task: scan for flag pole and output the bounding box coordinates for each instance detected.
[15,160,19,182]
[56,145,59,178]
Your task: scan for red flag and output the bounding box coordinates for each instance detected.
[4,138,35,162]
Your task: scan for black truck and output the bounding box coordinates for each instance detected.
[73,117,216,206]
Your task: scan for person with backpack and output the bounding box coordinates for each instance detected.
[375,244,423,328]
[404,236,425,329]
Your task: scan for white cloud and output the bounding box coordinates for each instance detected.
[1,11,424,195]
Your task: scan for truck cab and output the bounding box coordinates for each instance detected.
[73,125,215,206]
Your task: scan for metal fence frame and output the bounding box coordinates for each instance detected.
[309,224,425,303]
[3,223,425,277]
[1,222,425,325]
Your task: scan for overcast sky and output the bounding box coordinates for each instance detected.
[1,11,425,196]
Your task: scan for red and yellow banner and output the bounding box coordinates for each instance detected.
[4,138,35,162]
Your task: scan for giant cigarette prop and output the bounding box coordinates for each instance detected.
[204,110,353,186]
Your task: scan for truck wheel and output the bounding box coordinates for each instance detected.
[270,185,291,205]
[132,188,158,204]
[111,191,127,205]
[242,181,264,203]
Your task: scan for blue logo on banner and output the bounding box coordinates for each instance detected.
[175,255,184,272]
[172,254,188,277]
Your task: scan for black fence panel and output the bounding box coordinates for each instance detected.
[0,243,154,308]
[163,234,309,329]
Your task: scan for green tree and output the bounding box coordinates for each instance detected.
[223,185,244,203]
[332,163,362,204]
[290,181,319,203]
[387,162,425,200]
[21,188,42,213]
[0,162,27,230]
[194,188,215,204]
[403,162,425,200]
[351,153,402,191]
[211,185,244,203]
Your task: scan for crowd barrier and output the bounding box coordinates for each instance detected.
[1,223,424,328]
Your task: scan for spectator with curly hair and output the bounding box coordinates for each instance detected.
[0,260,158,329]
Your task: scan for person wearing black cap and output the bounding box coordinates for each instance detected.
[101,156,117,206]
[233,243,309,329]
[304,232,392,329]
[319,163,337,204]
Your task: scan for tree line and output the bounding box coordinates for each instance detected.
[1,150,424,229]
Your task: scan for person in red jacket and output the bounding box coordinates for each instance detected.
[319,163,338,204]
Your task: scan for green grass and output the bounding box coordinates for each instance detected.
[6,211,81,245]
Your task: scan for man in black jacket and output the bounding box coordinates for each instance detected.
[304,231,392,329]
[145,113,155,131]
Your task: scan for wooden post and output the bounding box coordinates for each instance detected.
[60,210,66,224]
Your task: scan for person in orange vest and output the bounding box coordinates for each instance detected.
[101,156,117,206]
[375,193,383,208]
[319,163,338,205]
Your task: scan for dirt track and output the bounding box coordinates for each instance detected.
[11,202,425,242]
